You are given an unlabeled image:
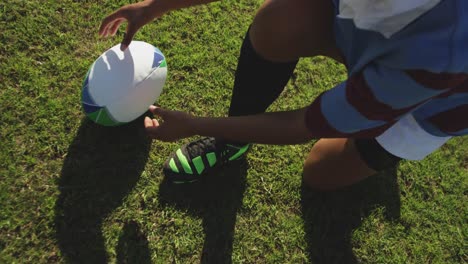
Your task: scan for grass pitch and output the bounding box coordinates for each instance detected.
[1,0,467,263]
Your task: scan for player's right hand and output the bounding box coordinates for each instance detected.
[144,105,196,142]
[99,0,164,51]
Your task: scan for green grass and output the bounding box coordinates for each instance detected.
[1,0,467,263]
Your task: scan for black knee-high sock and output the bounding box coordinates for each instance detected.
[228,28,299,117]
[222,28,298,146]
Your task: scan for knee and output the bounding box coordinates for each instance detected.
[249,0,336,61]
[302,140,336,191]
[249,0,304,62]
[249,14,284,61]
[302,138,378,191]
[303,167,338,192]
[302,169,349,192]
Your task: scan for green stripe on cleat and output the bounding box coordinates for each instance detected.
[169,158,179,173]
[176,149,193,174]
[173,179,197,184]
[227,144,250,161]
[206,152,217,167]
[192,156,205,174]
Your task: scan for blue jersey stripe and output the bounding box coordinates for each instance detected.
[320,82,386,133]
[416,118,468,137]
[412,92,468,120]
[416,119,450,137]
[363,64,448,109]
[450,128,468,136]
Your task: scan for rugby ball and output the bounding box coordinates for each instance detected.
[81,41,167,126]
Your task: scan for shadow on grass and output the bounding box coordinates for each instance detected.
[55,116,151,263]
[116,220,152,264]
[158,159,248,264]
[301,168,401,264]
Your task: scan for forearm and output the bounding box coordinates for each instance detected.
[148,0,221,14]
[190,108,314,145]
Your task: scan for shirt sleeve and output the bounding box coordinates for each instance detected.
[304,62,468,138]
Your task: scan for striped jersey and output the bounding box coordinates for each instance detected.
[305,0,468,138]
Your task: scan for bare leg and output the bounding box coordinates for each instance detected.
[303,139,378,191]
[248,0,375,191]
[249,0,342,63]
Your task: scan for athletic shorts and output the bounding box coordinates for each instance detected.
[375,113,452,161]
[356,114,452,171]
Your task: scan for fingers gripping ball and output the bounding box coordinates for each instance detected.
[82,41,167,126]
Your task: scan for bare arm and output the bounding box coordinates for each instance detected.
[99,0,221,50]
[145,106,314,145]
[154,0,221,13]
[191,108,313,145]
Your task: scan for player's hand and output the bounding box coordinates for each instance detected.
[144,105,195,142]
[99,0,164,51]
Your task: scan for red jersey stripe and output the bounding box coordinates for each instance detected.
[305,93,395,138]
[346,72,423,122]
[304,94,348,138]
[406,70,468,90]
[428,104,468,133]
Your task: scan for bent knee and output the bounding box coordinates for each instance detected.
[302,139,377,191]
[250,0,335,62]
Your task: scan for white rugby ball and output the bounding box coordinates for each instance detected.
[81,41,167,126]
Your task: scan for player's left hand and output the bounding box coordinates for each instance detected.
[144,105,195,141]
